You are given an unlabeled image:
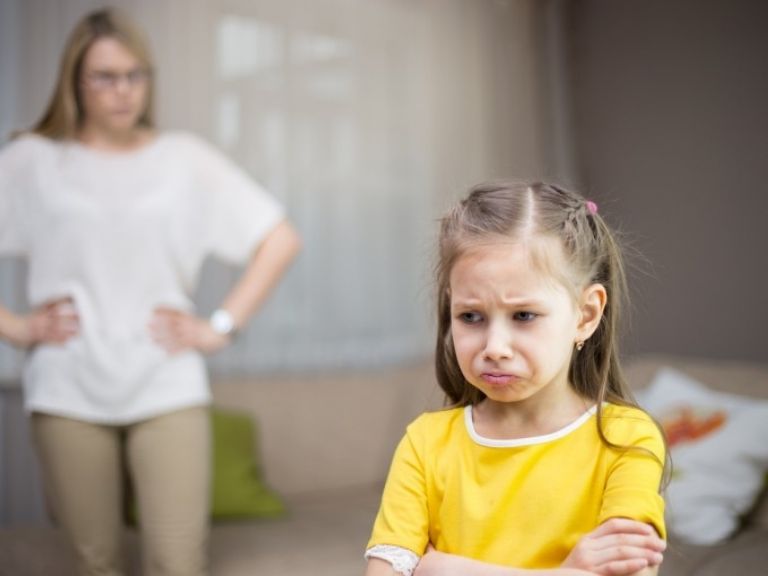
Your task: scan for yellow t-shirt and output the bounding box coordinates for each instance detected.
[367,403,666,568]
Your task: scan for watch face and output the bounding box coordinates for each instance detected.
[210,310,235,335]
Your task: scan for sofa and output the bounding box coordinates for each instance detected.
[0,355,766,575]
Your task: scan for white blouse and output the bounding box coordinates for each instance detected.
[0,132,284,423]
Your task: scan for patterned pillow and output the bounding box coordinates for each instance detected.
[637,368,768,545]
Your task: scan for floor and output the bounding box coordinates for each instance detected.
[0,483,383,576]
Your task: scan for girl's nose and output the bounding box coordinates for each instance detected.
[483,321,513,361]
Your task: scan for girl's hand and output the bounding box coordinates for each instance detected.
[561,518,665,575]
[149,306,232,355]
[2,298,79,348]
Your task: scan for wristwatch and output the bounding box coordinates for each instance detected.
[209,309,236,337]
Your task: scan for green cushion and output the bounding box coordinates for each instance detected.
[210,407,286,519]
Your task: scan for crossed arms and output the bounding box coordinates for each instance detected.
[364,518,664,576]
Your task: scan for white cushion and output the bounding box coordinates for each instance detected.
[637,367,768,545]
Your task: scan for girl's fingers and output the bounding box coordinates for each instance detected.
[592,533,666,553]
[601,557,650,575]
[592,544,663,566]
[591,518,655,538]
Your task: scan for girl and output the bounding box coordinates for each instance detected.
[364,181,667,576]
[0,8,300,576]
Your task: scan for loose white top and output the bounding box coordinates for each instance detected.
[0,132,284,423]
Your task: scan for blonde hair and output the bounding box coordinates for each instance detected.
[28,8,155,139]
[435,180,669,483]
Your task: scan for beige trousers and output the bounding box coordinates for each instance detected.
[31,406,211,576]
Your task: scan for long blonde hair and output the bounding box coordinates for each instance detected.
[29,8,155,139]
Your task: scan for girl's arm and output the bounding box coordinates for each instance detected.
[414,550,596,576]
[365,557,409,576]
[150,220,301,353]
[366,554,595,576]
[415,550,654,576]
[412,518,663,576]
[561,518,664,575]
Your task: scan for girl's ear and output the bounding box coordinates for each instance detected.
[576,283,607,341]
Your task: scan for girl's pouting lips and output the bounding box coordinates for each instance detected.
[481,373,520,387]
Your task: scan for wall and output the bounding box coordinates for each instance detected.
[567,0,768,363]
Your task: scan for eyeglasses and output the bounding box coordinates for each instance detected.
[82,68,150,91]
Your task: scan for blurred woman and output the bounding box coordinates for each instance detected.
[0,8,300,575]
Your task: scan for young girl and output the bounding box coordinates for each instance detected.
[0,8,299,576]
[364,181,667,576]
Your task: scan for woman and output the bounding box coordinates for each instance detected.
[0,8,300,576]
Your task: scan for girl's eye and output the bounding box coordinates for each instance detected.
[513,311,538,322]
[458,311,483,324]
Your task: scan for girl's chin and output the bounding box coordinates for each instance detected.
[476,384,529,403]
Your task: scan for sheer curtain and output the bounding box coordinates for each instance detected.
[0,0,559,378]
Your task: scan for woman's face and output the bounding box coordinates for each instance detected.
[78,37,150,135]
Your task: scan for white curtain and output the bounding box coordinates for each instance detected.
[0,0,560,377]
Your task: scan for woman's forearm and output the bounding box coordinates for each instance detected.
[0,303,23,345]
[219,219,301,329]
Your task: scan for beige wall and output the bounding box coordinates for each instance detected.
[566,0,768,363]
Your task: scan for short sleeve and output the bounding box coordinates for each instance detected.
[600,409,667,539]
[0,138,31,256]
[189,135,285,264]
[367,425,430,556]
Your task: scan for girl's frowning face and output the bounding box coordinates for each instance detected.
[449,239,591,410]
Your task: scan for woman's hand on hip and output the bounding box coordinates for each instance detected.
[149,306,231,355]
[2,297,80,348]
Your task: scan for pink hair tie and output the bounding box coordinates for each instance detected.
[586,200,598,215]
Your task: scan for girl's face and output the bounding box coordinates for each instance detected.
[78,37,149,135]
[449,239,596,409]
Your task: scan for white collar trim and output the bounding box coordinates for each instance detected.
[463,404,597,448]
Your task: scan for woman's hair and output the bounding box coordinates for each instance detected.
[28,8,155,139]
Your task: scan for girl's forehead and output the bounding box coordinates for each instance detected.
[453,236,565,272]
[449,237,578,295]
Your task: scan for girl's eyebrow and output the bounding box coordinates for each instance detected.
[451,297,548,308]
